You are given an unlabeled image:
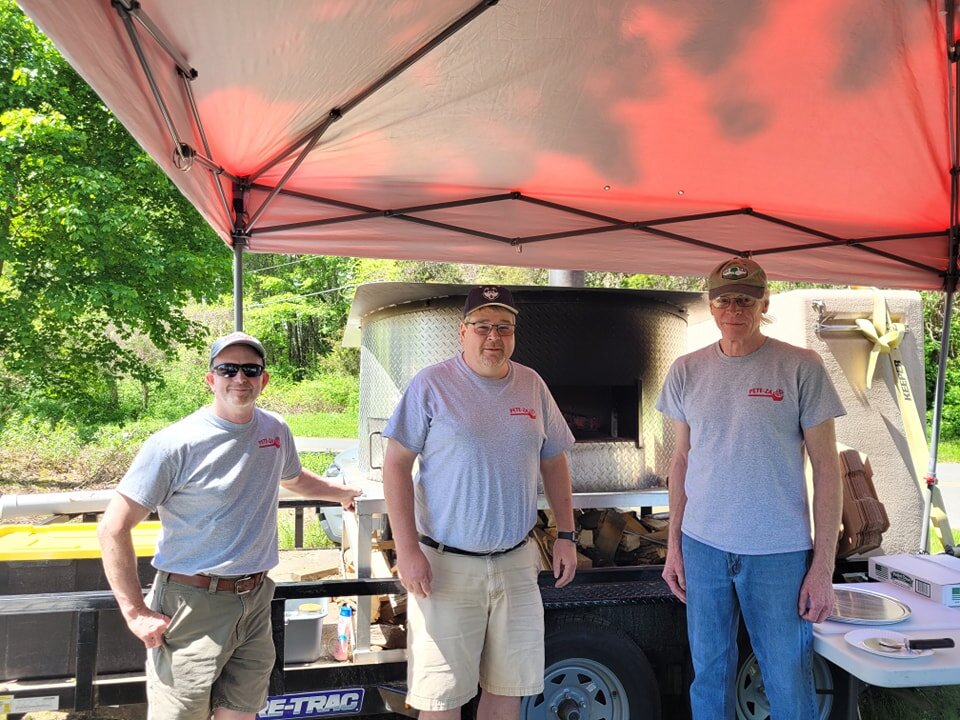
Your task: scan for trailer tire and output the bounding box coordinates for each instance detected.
[735,648,847,720]
[519,614,661,720]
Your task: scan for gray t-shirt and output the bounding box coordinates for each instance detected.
[117,407,302,575]
[384,354,575,552]
[656,337,845,555]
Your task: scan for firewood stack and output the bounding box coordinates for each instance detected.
[532,509,670,570]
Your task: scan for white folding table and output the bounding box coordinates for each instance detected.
[814,582,960,717]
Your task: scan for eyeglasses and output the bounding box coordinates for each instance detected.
[464,321,516,336]
[710,295,758,309]
[212,363,265,378]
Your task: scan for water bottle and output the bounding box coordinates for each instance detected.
[332,604,353,661]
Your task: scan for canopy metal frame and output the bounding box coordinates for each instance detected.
[109,0,960,550]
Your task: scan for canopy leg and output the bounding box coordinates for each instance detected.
[922,287,957,552]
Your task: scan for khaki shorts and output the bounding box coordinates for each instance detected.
[144,572,276,720]
[405,540,544,712]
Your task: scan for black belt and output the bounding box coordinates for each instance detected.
[418,533,527,557]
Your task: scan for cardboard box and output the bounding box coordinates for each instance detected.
[868,554,960,607]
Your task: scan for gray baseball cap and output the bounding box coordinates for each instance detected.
[209,331,266,367]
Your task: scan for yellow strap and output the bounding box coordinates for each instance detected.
[857,290,954,548]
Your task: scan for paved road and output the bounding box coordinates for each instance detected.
[294,437,358,453]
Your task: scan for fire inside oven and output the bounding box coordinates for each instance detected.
[551,383,640,442]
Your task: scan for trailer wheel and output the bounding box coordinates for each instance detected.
[735,651,841,720]
[520,614,660,720]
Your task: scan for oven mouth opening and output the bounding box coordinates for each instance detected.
[551,383,640,443]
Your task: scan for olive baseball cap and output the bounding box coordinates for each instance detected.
[209,331,266,366]
[462,285,519,317]
[707,257,767,300]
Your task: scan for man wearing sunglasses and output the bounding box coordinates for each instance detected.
[656,258,845,720]
[98,331,361,720]
[382,286,576,720]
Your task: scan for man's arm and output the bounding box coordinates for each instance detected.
[662,419,691,603]
[799,418,842,623]
[540,452,576,588]
[382,439,432,598]
[97,493,169,648]
[281,468,361,510]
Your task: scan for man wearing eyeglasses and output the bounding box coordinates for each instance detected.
[656,258,845,720]
[98,331,361,720]
[382,286,577,720]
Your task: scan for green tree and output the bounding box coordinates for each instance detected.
[0,1,229,423]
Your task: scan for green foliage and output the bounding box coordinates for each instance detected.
[0,1,229,425]
[262,373,358,414]
[241,254,357,379]
[353,257,547,286]
[0,412,142,491]
[922,291,960,439]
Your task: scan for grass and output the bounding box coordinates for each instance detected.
[286,411,358,438]
[276,452,339,550]
[278,509,335,550]
[936,438,960,463]
[927,528,960,554]
[861,685,960,719]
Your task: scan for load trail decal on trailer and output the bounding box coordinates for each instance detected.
[258,689,364,719]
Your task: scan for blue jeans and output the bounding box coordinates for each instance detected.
[682,533,817,720]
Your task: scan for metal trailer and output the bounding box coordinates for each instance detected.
[0,498,871,720]
[0,574,859,720]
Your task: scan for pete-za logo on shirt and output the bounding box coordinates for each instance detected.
[259,436,282,449]
[748,387,784,402]
[510,407,538,419]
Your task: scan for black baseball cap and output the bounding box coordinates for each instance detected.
[462,286,519,317]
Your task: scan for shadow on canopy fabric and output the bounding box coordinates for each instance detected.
[16,0,960,290]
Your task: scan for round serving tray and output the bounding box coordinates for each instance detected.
[827,584,911,625]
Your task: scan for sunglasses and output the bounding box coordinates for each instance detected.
[212,363,265,378]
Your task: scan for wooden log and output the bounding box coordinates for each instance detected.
[594,510,626,562]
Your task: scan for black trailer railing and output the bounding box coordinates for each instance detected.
[0,577,405,715]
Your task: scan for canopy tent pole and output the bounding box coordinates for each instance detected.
[232,181,250,332]
[232,236,246,333]
[921,0,960,553]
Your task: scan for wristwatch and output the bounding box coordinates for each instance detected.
[556,530,579,543]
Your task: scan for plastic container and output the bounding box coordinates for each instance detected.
[282,598,329,663]
[332,604,353,661]
[0,522,160,681]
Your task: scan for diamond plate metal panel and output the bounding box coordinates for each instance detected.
[357,291,687,491]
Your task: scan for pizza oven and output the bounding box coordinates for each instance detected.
[347,284,701,492]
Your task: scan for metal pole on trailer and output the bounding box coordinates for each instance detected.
[923,0,960,552]
[923,285,957,552]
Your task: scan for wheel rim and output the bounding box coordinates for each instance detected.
[521,656,629,720]
[734,652,834,720]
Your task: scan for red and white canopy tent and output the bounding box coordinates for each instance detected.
[15,1,960,490]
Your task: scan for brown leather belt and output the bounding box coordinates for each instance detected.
[166,571,266,594]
